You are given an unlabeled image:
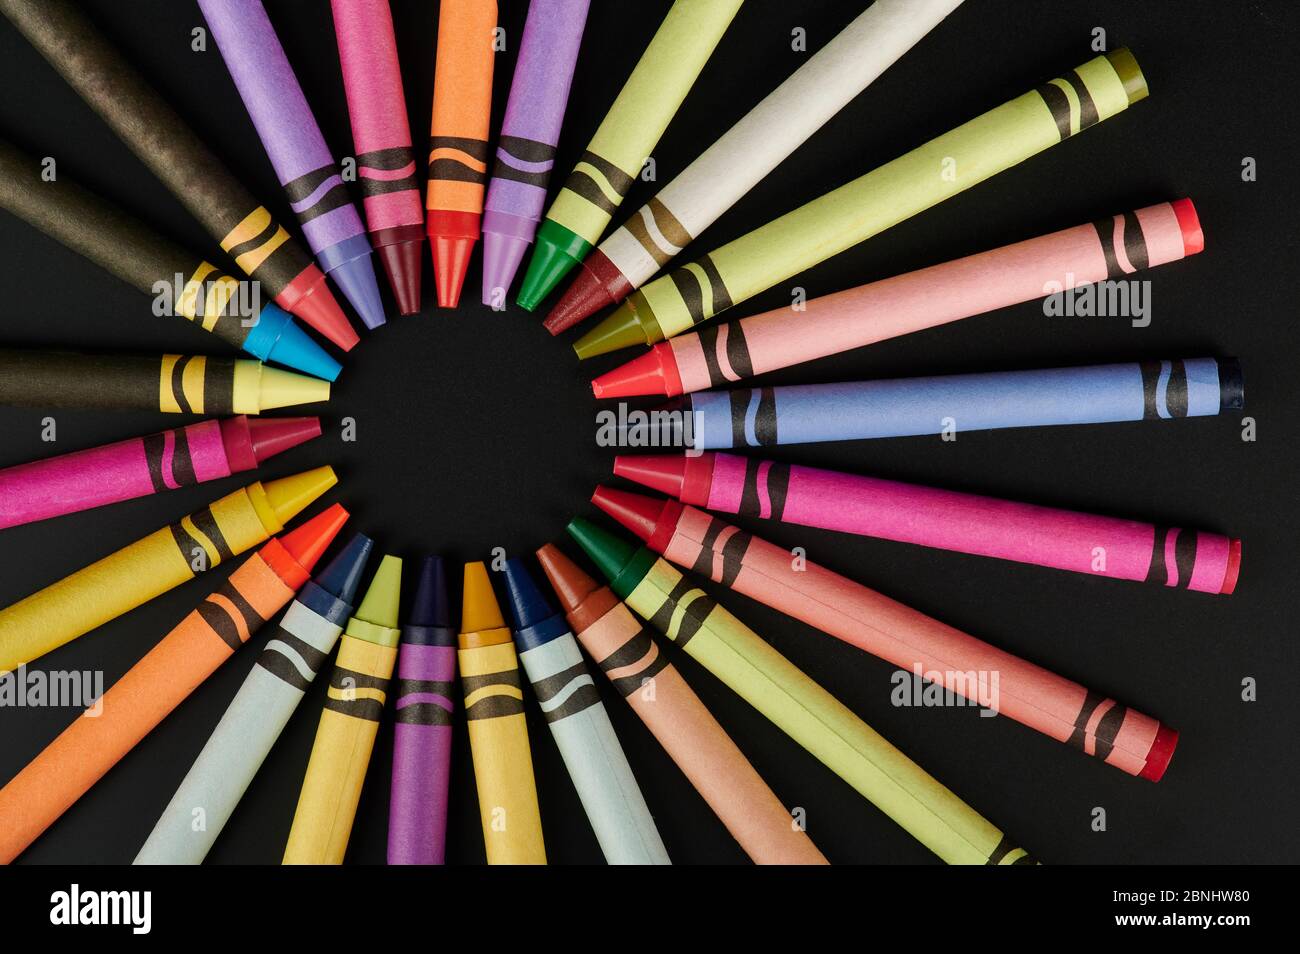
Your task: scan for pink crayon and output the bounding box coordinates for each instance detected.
[594,199,1203,398]
[331,0,426,315]
[592,485,1179,782]
[0,416,321,531]
[617,452,1241,595]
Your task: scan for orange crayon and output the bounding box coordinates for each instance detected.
[0,505,348,863]
[426,0,497,307]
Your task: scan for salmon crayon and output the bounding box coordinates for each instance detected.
[593,200,1203,397]
[577,49,1151,358]
[458,561,546,864]
[426,0,498,308]
[331,0,426,314]
[284,555,403,864]
[517,0,743,310]
[536,544,828,864]
[0,467,338,672]
[0,415,321,531]
[0,505,348,863]
[546,0,963,333]
[0,0,358,349]
[135,533,373,864]
[590,487,1181,782]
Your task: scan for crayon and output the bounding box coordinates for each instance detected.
[330,0,425,314]
[481,0,590,307]
[0,350,329,415]
[575,48,1151,358]
[0,505,347,864]
[591,486,1181,782]
[426,0,497,308]
[536,544,828,865]
[0,139,340,381]
[458,561,546,864]
[567,518,1033,865]
[593,200,1204,397]
[503,557,669,865]
[621,358,1243,450]
[135,532,373,865]
[388,556,457,865]
[0,0,359,350]
[283,555,403,864]
[0,467,337,673]
[516,0,744,310]
[616,452,1242,594]
[0,415,321,531]
[546,0,964,333]
[199,0,386,330]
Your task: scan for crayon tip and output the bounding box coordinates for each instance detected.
[461,561,506,631]
[591,485,670,545]
[256,365,330,411]
[243,302,342,381]
[612,454,686,498]
[565,518,637,584]
[286,271,360,351]
[356,554,403,627]
[502,557,557,631]
[410,555,451,628]
[516,220,590,311]
[543,249,632,335]
[431,235,475,308]
[481,229,531,308]
[591,344,676,398]
[329,253,388,330]
[245,415,323,465]
[278,503,349,573]
[314,532,374,604]
[375,238,424,315]
[535,543,603,615]
[573,302,650,359]
[262,466,338,525]
[1171,198,1204,256]
[1139,723,1178,782]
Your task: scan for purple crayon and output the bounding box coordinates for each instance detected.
[388,555,457,865]
[199,0,387,329]
[481,0,590,308]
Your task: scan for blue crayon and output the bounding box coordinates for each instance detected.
[388,556,457,865]
[667,358,1243,449]
[503,558,670,865]
[135,533,374,864]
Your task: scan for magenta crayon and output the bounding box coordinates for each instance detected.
[199,0,387,329]
[388,556,457,865]
[481,0,590,308]
[331,0,425,315]
[0,416,321,531]
[617,452,1242,595]
[591,486,1179,782]
[592,199,1203,398]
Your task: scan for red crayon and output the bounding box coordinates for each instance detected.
[0,416,320,531]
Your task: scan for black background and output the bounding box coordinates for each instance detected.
[0,0,1296,868]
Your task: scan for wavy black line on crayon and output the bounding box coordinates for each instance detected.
[737,458,790,520]
[597,626,669,697]
[356,147,420,198]
[196,579,266,651]
[283,165,353,226]
[324,665,389,721]
[699,322,754,392]
[427,136,489,184]
[669,255,732,328]
[168,505,233,569]
[986,834,1036,865]
[394,678,456,726]
[1066,690,1131,764]
[258,626,330,690]
[1035,68,1100,140]
[626,197,691,267]
[490,136,556,189]
[1091,211,1150,278]
[143,427,198,493]
[461,668,525,720]
[221,206,291,276]
[562,151,633,214]
[529,661,601,723]
[1144,526,1200,589]
[688,519,751,589]
[647,580,714,649]
[1138,359,1191,420]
